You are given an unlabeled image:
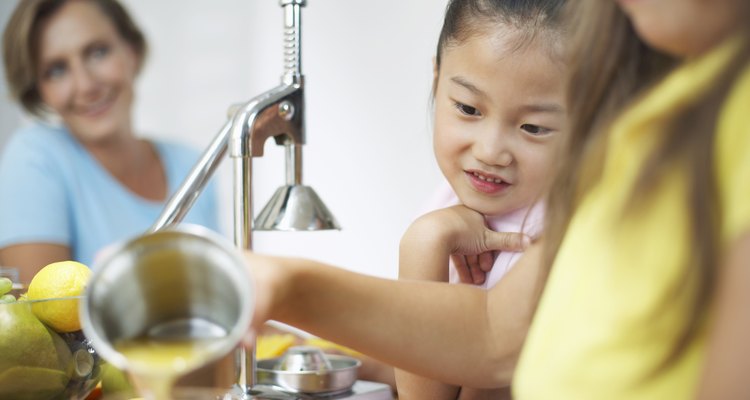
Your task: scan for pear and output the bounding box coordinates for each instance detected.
[0,301,73,399]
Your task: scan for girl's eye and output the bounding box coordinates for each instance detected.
[521,124,552,136]
[454,102,481,117]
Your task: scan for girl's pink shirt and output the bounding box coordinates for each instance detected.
[421,180,545,289]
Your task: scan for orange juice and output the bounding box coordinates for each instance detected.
[115,337,224,400]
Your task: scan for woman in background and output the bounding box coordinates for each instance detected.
[0,0,219,283]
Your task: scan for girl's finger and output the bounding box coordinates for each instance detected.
[469,265,486,284]
[452,254,473,284]
[479,251,495,272]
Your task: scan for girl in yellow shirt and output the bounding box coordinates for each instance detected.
[243,0,750,398]
[513,0,750,399]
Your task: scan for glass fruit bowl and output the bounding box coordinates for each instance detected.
[0,296,103,400]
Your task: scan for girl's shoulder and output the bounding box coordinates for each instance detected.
[716,56,750,148]
[721,58,750,121]
[715,56,750,241]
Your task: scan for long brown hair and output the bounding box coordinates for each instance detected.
[2,0,147,117]
[544,0,750,370]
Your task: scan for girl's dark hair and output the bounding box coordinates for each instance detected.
[3,0,148,117]
[545,0,750,375]
[435,0,567,71]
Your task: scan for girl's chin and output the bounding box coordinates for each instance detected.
[463,201,510,217]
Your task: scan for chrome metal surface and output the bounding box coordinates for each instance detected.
[149,120,232,232]
[286,144,301,185]
[278,101,295,121]
[103,382,392,399]
[254,185,340,231]
[228,381,393,399]
[257,354,360,395]
[281,0,304,83]
[228,83,303,159]
[80,224,254,373]
[278,346,333,372]
[145,0,342,396]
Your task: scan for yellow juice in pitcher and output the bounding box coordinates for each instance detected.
[115,337,224,400]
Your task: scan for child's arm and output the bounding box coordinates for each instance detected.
[395,206,523,399]
[695,231,750,399]
[396,209,459,399]
[395,208,472,399]
[245,206,537,388]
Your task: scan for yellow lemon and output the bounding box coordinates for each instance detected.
[255,334,297,360]
[303,337,363,358]
[27,261,91,332]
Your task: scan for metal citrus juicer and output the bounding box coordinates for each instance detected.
[145,0,393,398]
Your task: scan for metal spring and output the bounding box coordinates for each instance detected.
[283,26,300,75]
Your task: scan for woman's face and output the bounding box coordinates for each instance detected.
[433,28,566,217]
[616,0,741,57]
[36,0,139,143]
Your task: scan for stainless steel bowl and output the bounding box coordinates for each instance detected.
[277,346,333,372]
[256,348,360,395]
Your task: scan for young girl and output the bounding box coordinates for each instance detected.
[514,0,750,398]
[397,0,565,398]
[252,2,564,393]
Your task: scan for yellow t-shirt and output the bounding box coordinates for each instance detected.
[514,39,750,399]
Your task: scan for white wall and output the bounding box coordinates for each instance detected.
[0,0,447,279]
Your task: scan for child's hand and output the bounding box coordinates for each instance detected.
[452,251,496,285]
[427,204,529,254]
[399,205,530,284]
[436,205,527,285]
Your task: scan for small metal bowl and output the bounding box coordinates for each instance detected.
[277,346,333,372]
[256,346,360,395]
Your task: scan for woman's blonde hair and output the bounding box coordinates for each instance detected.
[2,0,147,117]
[545,0,750,372]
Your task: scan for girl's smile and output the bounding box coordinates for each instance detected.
[465,170,512,195]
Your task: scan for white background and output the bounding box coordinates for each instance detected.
[0,0,448,279]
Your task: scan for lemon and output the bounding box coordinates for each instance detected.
[304,337,364,358]
[256,334,297,360]
[27,261,91,332]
